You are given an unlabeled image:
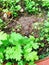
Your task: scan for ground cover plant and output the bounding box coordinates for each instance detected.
[0,32,40,65]
[0,0,21,17]
[24,0,39,13]
[41,0,49,9]
[0,0,49,17]
[37,20,49,59]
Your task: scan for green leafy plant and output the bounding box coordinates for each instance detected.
[37,0,49,10]
[0,0,21,17]
[24,0,39,13]
[39,20,49,43]
[0,0,49,16]
[0,32,40,65]
[42,0,49,9]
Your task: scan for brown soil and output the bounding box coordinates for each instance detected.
[1,14,45,36]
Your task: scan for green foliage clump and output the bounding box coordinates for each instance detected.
[42,0,49,9]
[39,20,49,43]
[37,0,49,10]
[24,0,39,13]
[0,0,21,17]
[0,32,39,65]
[0,0,49,15]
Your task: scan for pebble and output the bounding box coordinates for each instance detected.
[3,13,7,20]
[20,8,24,13]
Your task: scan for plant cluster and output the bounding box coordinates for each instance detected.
[42,0,49,9]
[0,32,40,65]
[39,20,49,43]
[0,0,21,17]
[24,0,49,13]
[0,0,49,16]
[24,0,39,13]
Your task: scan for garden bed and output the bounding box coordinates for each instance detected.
[0,0,49,65]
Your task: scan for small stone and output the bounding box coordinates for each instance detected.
[3,13,7,20]
[20,8,24,13]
